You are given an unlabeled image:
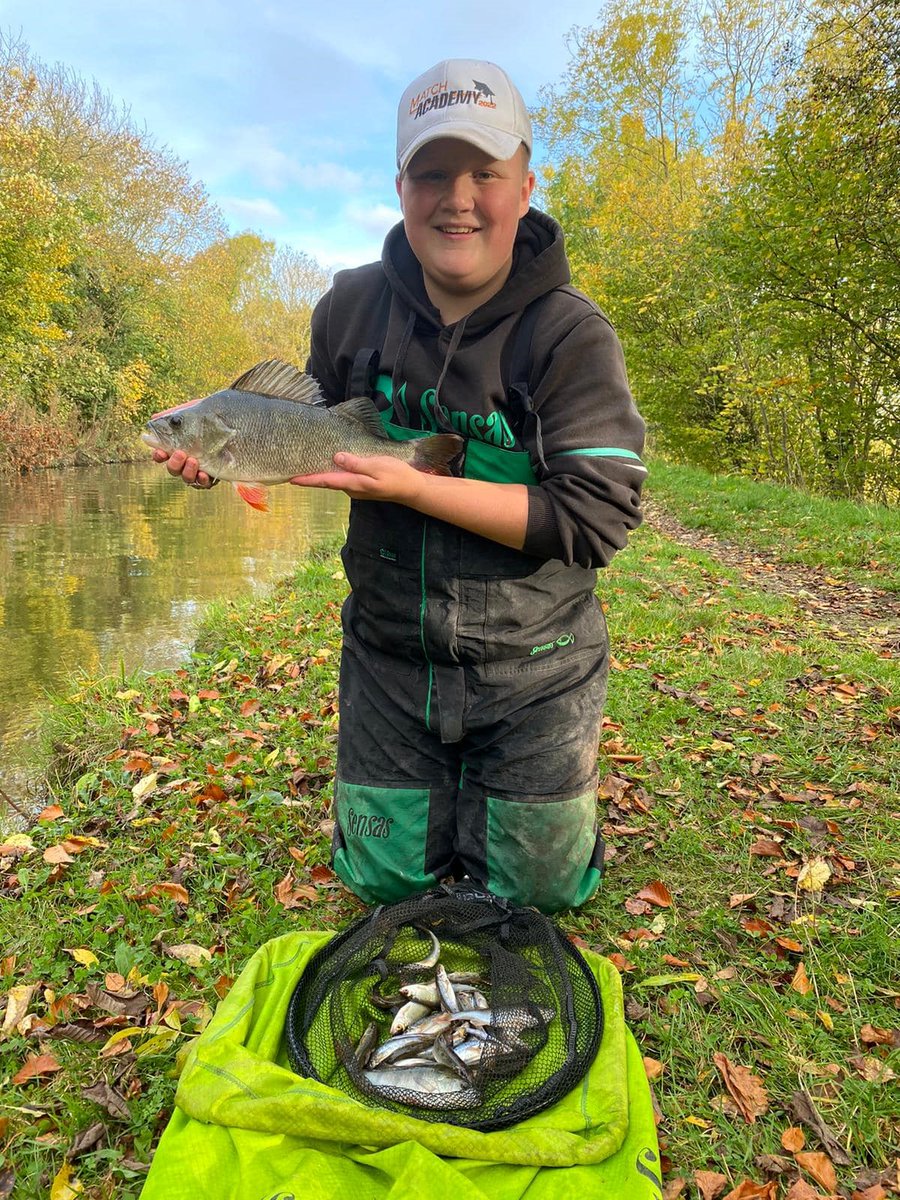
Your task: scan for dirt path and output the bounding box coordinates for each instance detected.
[643,498,900,648]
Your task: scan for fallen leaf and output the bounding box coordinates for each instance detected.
[851,1186,887,1200]
[1,984,36,1038]
[859,1023,895,1046]
[67,1123,106,1159]
[150,882,190,905]
[776,937,804,953]
[0,1168,14,1198]
[695,1169,729,1199]
[722,1182,777,1199]
[49,1160,83,1199]
[310,864,335,885]
[65,948,99,968]
[785,1182,822,1200]
[789,1091,851,1165]
[749,837,784,857]
[794,1150,837,1193]
[38,805,64,822]
[791,962,813,995]
[798,859,832,892]
[164,943,212,969]
[0,833,34,857]
[636,881,673,907]
[82,1081,132,1121]
[849,1055,895,1083]
[643,1056,664,1080]
[636,972,702,988]
[713,1052,769,1123]
[131,772,159,801]
[781,1126,806,1152]
[729,893,757,908]
[816,1010,834,1031]
[12,1052,62,1084]
[663,1180,686,1199]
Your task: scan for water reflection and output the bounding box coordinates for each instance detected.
[0,463,348,800]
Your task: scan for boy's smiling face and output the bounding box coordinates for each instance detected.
[396,138,535,324]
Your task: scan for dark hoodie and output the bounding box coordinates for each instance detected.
[307,207,646,568]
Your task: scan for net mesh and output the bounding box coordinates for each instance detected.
[285,884,603,1131]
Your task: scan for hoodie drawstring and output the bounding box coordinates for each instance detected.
[390,309,417,426]
[431,315,468,434]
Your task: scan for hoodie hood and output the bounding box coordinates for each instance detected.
[381,207,571,332]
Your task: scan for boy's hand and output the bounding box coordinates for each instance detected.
[151,448,216,489]
[290,453,424,504]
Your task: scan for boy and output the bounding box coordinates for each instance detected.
[155,59,646,913]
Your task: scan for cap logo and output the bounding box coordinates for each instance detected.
[409,77,498,121]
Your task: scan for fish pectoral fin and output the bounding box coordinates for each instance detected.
[332,396,386,439]
[230,360,323,404]
[233,482,269,512]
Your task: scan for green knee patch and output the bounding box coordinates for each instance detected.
[334,781,437,904]
[485,788,601,913]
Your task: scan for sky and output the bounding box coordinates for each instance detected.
[2,0,603,272]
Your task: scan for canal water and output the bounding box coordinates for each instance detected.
[0,463,348,811]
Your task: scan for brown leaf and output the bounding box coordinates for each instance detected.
[729,893,757,907]
[310,864,335,885]
[37,805,64,822]
[749,837,784,857]
[741,916,775,937]
[82,1081,131,1121]
[722,1182,778,1199]
[643,1056,664,1080]
[794,1151,837,1193]
[11,1052,62,1084]
[848,1054,896,1083]
[713,1052,769,1123]
[791,962,813,995]
[636,880,673,907]
[150,882,190,905]
[43,844,76,865]
[789,1091,852,1165]
[785,1182,824,1200]
[663,1180,686,1199]
[781,1126,806,1152]
[0,1168,14,1198]
[851,1186,887,1200]
[68,1121,106,1158]
[859,1023,895,1046]
[695,1169,729,1200]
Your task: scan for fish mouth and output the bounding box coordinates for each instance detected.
[141,425,165,450]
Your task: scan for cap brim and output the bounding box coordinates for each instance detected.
[398,124,524,175]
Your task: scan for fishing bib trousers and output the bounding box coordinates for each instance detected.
[332,500,608,914]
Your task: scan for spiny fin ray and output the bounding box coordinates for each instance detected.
[231,360,323,405]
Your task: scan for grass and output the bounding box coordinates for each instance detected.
[0,487,897,1198]
[645,460,900,591]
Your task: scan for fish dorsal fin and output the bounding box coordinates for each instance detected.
[332,395,388,440]
[230,360,323,404]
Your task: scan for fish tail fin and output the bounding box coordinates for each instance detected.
[410,433,464,476]
[233,482,269,512]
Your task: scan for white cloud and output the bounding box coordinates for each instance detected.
[343,201,401,239]
[220,197,286,226]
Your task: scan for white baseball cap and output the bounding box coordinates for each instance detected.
[397,59,533,176]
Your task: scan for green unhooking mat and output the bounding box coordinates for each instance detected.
[140,931,663,1200]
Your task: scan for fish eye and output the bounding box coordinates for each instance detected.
[169,414,182,429]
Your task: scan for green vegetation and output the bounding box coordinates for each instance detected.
[538,0,900,503]
[1,477,897,1198]
[0,33,328,473]
[647,462,900,591]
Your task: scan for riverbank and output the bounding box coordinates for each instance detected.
[1,475,898,1199]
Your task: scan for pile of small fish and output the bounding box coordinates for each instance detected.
[352,926,553,1110]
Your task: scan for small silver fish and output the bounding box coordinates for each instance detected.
[390,1000,432,1036]
[402,927,441,972]
[436,964,459,1013]
[367,1033,433,1068]
[355,1021,380,1066]
[399,982,440,1006]
[363,1066,481,1108]
[431,1034,473,1084]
